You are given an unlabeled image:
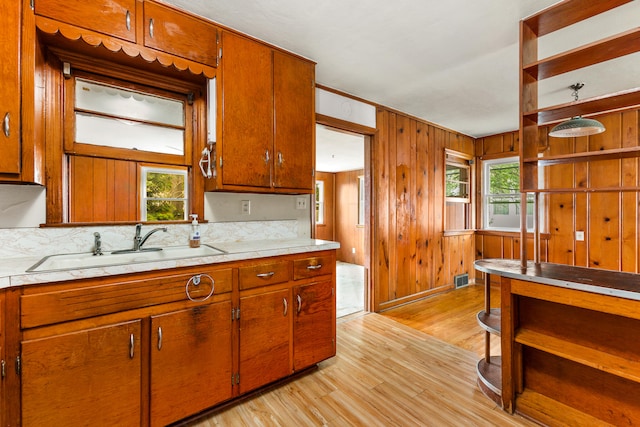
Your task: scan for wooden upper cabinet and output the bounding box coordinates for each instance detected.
[34,0,137,42]
[220,31,274,189]
[273,51,315,191]
[143,1,218,66]
[0,0,22,176]
[213,31,315,193]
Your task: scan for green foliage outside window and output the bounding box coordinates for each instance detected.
[143,169,187,221]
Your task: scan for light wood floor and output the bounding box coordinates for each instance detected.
[184,284,534,426]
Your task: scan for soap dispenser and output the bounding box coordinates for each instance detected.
[189,214,201,248]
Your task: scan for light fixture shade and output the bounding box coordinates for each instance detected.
[549,116,605,137]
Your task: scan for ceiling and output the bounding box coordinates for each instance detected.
[163,0,640,157]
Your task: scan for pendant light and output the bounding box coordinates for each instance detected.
[548,83,605,137]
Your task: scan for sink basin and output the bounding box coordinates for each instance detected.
[27,244,226,272]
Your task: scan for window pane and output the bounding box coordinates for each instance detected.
[145,200,186,221]
[141,167,187,222]
[315,181,324,224]
[76,113,184,155]
[445,164,469,198]
[76,79,184,126]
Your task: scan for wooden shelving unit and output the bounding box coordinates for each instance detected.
[475,273,501,405]
[507,0,640,423]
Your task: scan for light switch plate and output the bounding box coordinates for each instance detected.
[575,230,584,241]
[296,197,307,210]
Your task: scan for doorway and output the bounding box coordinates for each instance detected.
[315,123,369,317]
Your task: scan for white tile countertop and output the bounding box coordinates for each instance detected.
[0,238,340,288]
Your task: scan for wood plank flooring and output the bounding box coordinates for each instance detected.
[183,285,535,426]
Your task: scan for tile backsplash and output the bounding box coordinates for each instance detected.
[0,220,299,259]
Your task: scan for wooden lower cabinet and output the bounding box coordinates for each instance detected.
[293,280,335,371]
[14,250,336,425]
[21,320,143,426]
[239,287,292,394]
[150,301,233,427]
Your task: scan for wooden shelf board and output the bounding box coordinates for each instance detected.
[521,186,640,194]
[516,389,613,427]
[476,309,501,335]
[523,0,632,37]
[523,87,640,124]
[477,356,501,396]
[515,328,640,384]
[523,28,640,80]
[522,146,640,166]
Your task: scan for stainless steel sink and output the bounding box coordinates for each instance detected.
[27,244,226,272]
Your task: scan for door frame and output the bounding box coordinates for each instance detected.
[315,113,376,313]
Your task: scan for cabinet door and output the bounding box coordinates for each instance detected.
[273,51,315,191]
[220,31,273,189]
[143,1,218,66]
[21,320,142,426]
[239,288,291,394]
[34,0,136,42]
[293,280,335,371]
[0,0,21,174]
[150,301,233,427]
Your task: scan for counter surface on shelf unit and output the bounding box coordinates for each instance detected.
[475,259,640,301]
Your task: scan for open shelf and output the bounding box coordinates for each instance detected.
[523,87,640,125]
[523,0,632,37]
[515,390,614,427]
[523,146,640,166]
[516,328,640,384]
[477,356,501,402]
[476,308,501,335]
[523,27,640,80]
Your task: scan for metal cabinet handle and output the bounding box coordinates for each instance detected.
[307,264,322,270]
[186,273,215,302]
[126,11,131,31]
[283,298,288,316]
[157,326,163,350]
[149,18,154,38]
[3,113,9,137]
[278,151,284,166]
[256,271,275,278]
[296,294,302,313]
[129,333,135,359]
[264,149,270,164]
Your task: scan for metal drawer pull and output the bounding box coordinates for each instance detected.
[256,271,275,278]
[149,18,154,38]
[283,298,288,316]
[157,326,163,350]
[307,264,322,270]
[296,294,302,313]
[126,11,131,31]
[3,113,9,137]
[129,334,135,359]
[186,273,215,302]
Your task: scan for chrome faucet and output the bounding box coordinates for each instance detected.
[93,232,103,256]
[133,224,168,251]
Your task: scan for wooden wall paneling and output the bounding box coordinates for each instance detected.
[621,111,640,273]
[114,160,137,222]
[431,127,446,288]
[546,130,576,265]
[573,135,589,267]
[335,170,364,265]
[314,171,335,242]
[415,122,431,292]
[409,120,419,294]
[393,115,413,299]
[373,109,391,311]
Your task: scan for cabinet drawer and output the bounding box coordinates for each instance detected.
[239,261,290,290]
[35,0,137,43]
[293,254,334,280]
[21,268,233,329]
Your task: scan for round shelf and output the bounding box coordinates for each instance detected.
[476,308,501,335]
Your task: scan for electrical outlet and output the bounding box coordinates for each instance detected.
[241,200,251,215]
[351,248,356,254]
[296,197,307,210]
[575,230,584,241]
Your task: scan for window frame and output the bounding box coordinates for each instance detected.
[444,149,474,231]
[482,156,536,231]
[140,165,189,222]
